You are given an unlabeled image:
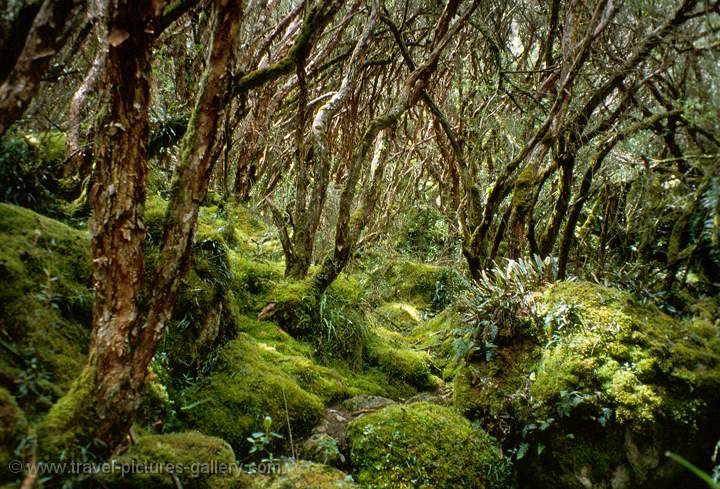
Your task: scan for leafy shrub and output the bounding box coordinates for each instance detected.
[396,205,453,261]
[0,135,67,214]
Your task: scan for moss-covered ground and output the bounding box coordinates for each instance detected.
[1,200,718,489]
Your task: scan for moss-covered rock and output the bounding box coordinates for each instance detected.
[179,333,330,455]
[0,203,91,412]
[264,460,357,488]
[454,280,720,488]
[374,302,421,331]
[409,306,466,379]
[347,402,509,488]
[379,261,457,309]
[99,431,251,488]
[531,281,720,430]
[365,327,439,391]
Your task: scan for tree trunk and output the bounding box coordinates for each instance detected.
[0,0,83,135]
[38,0,159,457]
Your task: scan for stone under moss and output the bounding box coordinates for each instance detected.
[0,203,92,412]
[98,431,251,488]
[365,327,439,391]
[453,280,720,488]
[346,402,508,489]
[264,460,357,488]
[179,333,329,455]
[531,281,720,430]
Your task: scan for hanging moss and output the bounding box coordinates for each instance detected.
[347,402,509,489]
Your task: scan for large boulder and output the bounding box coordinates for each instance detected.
[454,280,720,488]
[347,402,509,488]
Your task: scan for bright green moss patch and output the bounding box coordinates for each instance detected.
[530,281,720,430]
[0,203,91,411]
[379,261,450,308]
[365,328,438,391]
[375,302,421,331]
[409,306,465,379]
[100,431,250,488]
[36,364,96,460]
[347,402,509,489]
[266,461,358,488]
[179,333,327,454]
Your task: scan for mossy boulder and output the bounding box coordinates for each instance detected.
[179,333,333,455]
[0,203,91,412]
[99,431,251,488]
[454,280,720,488]
[264,461,357,488]
[409,306,466,379]
[375,302,421,331]
[365,327,439,391]
[380,261,459,309]
[346,402,509,488]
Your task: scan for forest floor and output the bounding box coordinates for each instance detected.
[1,199,719,489]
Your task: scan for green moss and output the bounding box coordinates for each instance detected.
[409,307,464,379]
[347,402,509,488]
[179,333,326,455]
[529,281,720,431]
[0,203,91,412]
[99,431,251,488]
[36,365,96,460]
[23,132,67,162]
[383,261,448,307]
[375,302,421,331]
[267,461,357,488]
[366,328,438,391]
[0,387,27,482]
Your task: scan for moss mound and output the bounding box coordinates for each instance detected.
[365,327,439,391]
[454,280,720,488]
[179,332,329,454]
[531,281,720,429]
[99,431,250,488]
[266,461,357,488]
[347,402,508,488]
[0,203,91,412]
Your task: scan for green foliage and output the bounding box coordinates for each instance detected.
[396,205,456,261]
[347,402,510,489]
[247,415,283,464]
[452,255,557,362]
[666,449,720,489]
[0,134,73,216]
